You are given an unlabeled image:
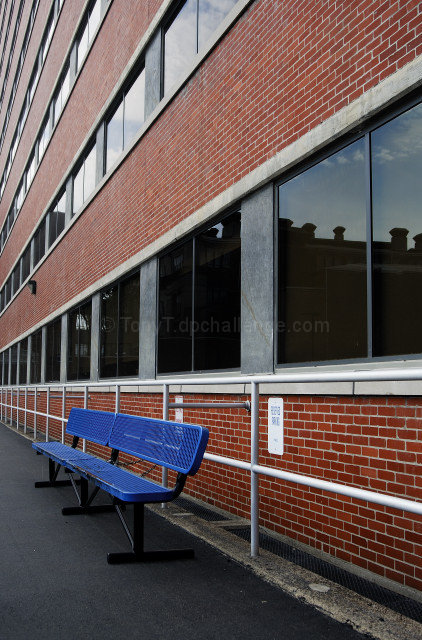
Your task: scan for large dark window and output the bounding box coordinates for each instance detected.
[158,211,241,373]
[68,301,92,381]
[277,100,422,365]
[30,330,42,384]
[100,273,140,378]
[45,319,61,383]
[163,0,237,95]
[3,350,9,384]
[278,139,367,364]
[10,345,17,385]
[371,103,422,357]
[19,338,28,384]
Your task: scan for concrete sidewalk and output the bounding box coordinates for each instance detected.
[0,422,418,640]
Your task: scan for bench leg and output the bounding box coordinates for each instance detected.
[107,503,195,564]
[62,478,116,514]
[35,458,75,488]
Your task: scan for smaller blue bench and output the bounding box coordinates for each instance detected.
[33,407,209,563]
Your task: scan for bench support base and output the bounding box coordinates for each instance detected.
[62,505,116,515]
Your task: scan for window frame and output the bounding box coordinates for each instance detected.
[274,93,422,369]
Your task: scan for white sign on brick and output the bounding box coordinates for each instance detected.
[268,397,284,455]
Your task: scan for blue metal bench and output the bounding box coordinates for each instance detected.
[33,409,209,564]
[33,407,116,493]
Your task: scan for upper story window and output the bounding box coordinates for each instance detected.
[158,210,241,373]
[72,143,97,214]
[49,191,66,247]
[54,66,71,126]
[68,300,92,381]
[100,272,140,378]
[3,349,9,385]
[33,218,46,266]
[163,0,237,95]
[106,67,146,172]
[77,0,101,70]
[277,100,422,365]
[21,245,31,283]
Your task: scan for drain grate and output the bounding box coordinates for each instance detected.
[227,527,422,623]
[174,497,230,522]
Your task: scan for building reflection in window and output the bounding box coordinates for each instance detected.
[278,139,367,363]
[372,103,422,357]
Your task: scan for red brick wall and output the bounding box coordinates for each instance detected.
[12,388,420,591]
[2,0,422,339]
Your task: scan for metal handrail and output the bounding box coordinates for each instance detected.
[1,367,422,558]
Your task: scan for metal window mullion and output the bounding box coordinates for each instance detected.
[365,133,373,358]
[116,283,120,378]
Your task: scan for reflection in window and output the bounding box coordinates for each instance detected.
[46,319,62,383]
[12,265,20,295]
[72,144,96,214]
[372,103,422,357]
[100,273,140,378]
[158,211,241,373]
[21,246,31,282]
[19,338,28,384]
[68,301,91,380]
[278,139,367,364]
[10,345,17,385]
[3,350,9,384]
[49,191,66,247]
[106,101,124,172]
[164,0,196,95]
[106,68,145,172]
[31,330,42,384]
[33,219,46,266]
[164,0,237,94]
[198,0,237,49]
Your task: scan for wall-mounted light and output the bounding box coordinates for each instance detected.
[27,280,37,295]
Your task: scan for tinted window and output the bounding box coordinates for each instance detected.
[33,219,46,265]
[278,139,367,364]
[10,345,17,385]
[100,273,139,378]
[194,213,241,370]
[45,319,61,382]
[158,211,241,373]
[31,330,42,384]
[68,301,91,381]
[158,240,193,373]
[19,338,28,384]
[372,103,422,357]
[73,164,84,214]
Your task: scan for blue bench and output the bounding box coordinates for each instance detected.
[33,408,209,563]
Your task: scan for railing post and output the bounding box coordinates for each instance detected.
[162,384,169,496]
[24,386,28,434]
[61,385,66,443]
[83,385,89,451]
[46,386,50,441]
[17,387,20,430]
[250,381,260,558]
[0,387,3,421]
[34,386,37,439]
[115,384,120,413]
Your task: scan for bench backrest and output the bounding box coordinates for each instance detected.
[66,407,116,446]
[110,413,209,476]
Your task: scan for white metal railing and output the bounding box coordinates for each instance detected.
[1,367,422,558]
